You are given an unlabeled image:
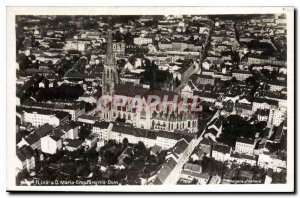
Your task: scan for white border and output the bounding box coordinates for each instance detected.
[6,6,294,192]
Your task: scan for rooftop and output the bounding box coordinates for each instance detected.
[236,137,255,145]
[213,144,231,154]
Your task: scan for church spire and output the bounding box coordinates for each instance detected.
[105,29,114,66]
[102,28,118,96]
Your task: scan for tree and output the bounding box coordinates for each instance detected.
[122,138,129,146]
[217,115,256,147]
[103,150,118,165]
[272,171,287,184]
[200,156,224,176]
[91,167,103,180]
[82,20,99,30]
[115,117,126,123]
[254,121,267,132]
[245,76,259,88]
[18,54,32,70]
[86,149,99,165]
[113,31,123,42]
[16,170,30,185]
[191,178,198,184]
[231,77,238,83]
[134,141,149,159]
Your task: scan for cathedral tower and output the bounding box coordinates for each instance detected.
[102,29,118,96]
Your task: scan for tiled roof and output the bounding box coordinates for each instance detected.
[155,157,177,184]
[24,133,40,145]
[230,152,256,161]
[23,101,82,110]
[173,139,189,155]
[183,163,202,172]
[253,97,279,106]
[17,145,35,161]
[200,137,215,145]
[35,124,54,138]
[65,139,84,148]
[236,137,255,145]
[213,144,231,154]
[235,103,252,110]
[256,109,270,116]
[115,83,149,98]
[93,121,110,129]
[181,170,210,180]
[50,135,61,142]
[193,91,219,99]
[112,123,187,141]
[21,107,70,120]
[205,128,218,136]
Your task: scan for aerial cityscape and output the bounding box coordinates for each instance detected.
[15,14,288,186]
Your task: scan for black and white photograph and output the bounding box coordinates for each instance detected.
[5,6,294,192]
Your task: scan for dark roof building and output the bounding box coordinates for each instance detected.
[213,144,231,154]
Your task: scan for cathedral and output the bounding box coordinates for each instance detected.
[98,29,199,134]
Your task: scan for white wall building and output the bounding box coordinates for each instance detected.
[212,144,232,162]
[268,109,286,126]
[22,109,69,128]
[235,138,255,155]
[40,135,63,154]
[134,36,153,46]
[258,153,287,172]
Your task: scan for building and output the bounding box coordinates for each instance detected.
[180,83,195,98]
[199,137,215,157]
[257,153,287,172]
[64,139,84,152]
[180,163,210,184]
[173,61,197,82]
[232,70,252,81]
[16,145,35,172]
[40,135,63,154]
[193,91,219,103]
[134,36,153,46]
[17,124,54,150]
[208,175,221,184]
[22,108,69,128]
[64,40,88,51]
[229,151,257,166]
[113,42,126,55]
[235,103,254,118]
[267,81,287,92]
[59,121,79,140]
[252,97,279,112]
[264,168,273,184]
[109,124,192,150]
[268,109,286,126]
[85,133,99,149]
[257,109,270,122]
[22,101,85,120]
[207,118,223,135]
[235,138,255,155]
[247,56,286,66]
[92,121,111,140]
[212,144,232,162]
[197,74,215,85]
[204,128,219,142]
[77,114,99,125]
[99,83,199,133]
[153,138,194,185]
